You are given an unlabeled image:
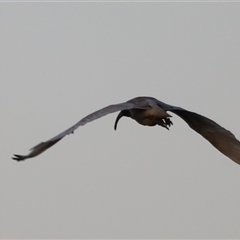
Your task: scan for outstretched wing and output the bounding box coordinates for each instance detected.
[12,102,148,161]
[170,109,240,165]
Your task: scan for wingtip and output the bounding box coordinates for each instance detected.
[12,154,27,161]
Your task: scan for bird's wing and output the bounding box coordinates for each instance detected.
[169,109,240,165]
[12,101,148,161]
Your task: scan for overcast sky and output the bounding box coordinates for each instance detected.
[1,2,240,239]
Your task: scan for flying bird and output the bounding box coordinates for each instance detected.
[12,96,240,165]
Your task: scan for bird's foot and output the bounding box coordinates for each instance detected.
[157,117,173,130]
[164,118,173,127]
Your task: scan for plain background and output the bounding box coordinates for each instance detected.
[1,2,240,239]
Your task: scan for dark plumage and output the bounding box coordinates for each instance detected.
[12,96,240,165]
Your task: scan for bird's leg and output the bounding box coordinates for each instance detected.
[157,119,169,130]
[164,117,173,127]
[157,117,173,130]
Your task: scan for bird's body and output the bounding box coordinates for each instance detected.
[129,107,171,126]
[12,96,240,165]
[113,97,173,128]
[133,109,163,126]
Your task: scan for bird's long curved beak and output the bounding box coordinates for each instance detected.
[114,111,125,130]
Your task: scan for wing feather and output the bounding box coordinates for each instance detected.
[170,109,240,165]
[12,102,148,161]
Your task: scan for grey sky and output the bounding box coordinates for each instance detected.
[1,2,240,239]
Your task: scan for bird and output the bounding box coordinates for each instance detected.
[12,96,240,165]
